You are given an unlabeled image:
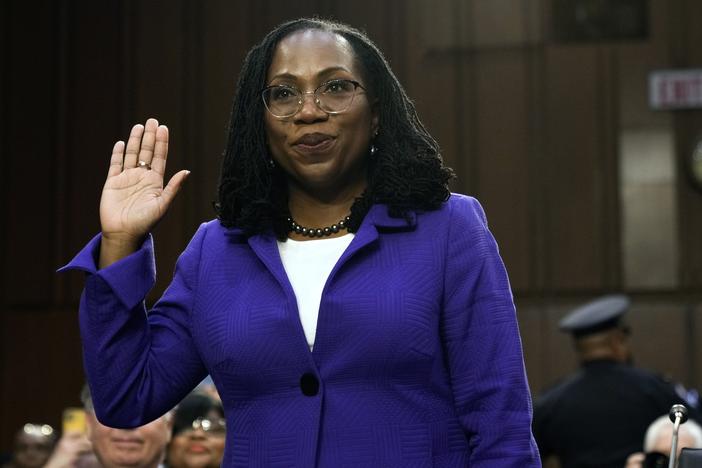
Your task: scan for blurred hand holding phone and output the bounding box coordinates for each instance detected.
[44,410,94,468]
[62,408,87,435]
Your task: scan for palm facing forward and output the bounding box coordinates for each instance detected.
[99,118,189,267]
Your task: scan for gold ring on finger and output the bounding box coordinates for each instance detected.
[137,160,151,170]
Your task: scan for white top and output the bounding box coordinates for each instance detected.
[277,234,354,350]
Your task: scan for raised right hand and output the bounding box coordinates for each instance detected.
[99,118,189,267]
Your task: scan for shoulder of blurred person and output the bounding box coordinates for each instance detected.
[534,295,701,468]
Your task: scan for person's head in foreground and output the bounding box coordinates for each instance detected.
[167,392,225,468]
[81,385,172,468]
[625,414,702,467]
[7,423,56,468]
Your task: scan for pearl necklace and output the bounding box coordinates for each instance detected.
[287,215,352,238]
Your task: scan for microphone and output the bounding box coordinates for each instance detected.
[670,404,689,424]
[668,404,689,468]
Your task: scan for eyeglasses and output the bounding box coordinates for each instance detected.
[178,417,226,436]
[261,79,366,119]
[23,424,54,437]
[15,424,54,452]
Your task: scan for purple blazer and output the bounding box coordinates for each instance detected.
[62,193,540,467]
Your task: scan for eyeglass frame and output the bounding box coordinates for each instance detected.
[22,423,54,437]
[260,79,367,119]
[177,417,226,436]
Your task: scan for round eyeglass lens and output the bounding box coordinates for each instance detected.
[263,86,299,117]
[317,80,357,113]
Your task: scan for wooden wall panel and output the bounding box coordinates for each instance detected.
[128,1,193,297]
[0,4,7,432]
[629,302,690,384]
[4,2,60,306]
[62,0,125,302]
[516,301,547,395]
[404,0,465,191]
[692,303,702,390]
[675,0,702,289]
[411,54,463,190]
[541,302,580,390]
[197,2,254,222]
[542,47,612,291]
[472,51,531,290]
[525,48,550,292]
[518,299,581,397]
[402,1,452,177]
[179,0,207,226]
[334,0,407,81]
[1,0,12,454]
[677,119,702,288]
[257,0,331,31]
[471,0,538,48]
[0,309,84,456]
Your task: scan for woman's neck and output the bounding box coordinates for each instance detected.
[286,181,365,237]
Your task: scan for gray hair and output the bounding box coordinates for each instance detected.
[644,414,702,451]
[80,383,94,412]
[81,383,174,421]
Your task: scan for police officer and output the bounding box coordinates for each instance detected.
[532,295,699,468]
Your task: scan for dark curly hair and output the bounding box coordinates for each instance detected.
[215,17,454,240]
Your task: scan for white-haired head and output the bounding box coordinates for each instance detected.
[644,414,702,455]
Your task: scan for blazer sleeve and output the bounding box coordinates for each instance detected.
[59,224,209,428]
[441,196,540,466]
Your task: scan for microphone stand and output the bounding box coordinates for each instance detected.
[669,404,688,468]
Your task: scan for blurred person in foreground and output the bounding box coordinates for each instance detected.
[166,392,225,468]
[2,423,56,468]
[60,17,539,466]
[81,385,172,468]
[625,414,702,467]
[533,295,699,468]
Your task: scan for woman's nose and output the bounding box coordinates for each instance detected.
[295,92,327,122]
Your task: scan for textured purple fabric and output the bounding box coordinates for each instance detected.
[61,193,540,467]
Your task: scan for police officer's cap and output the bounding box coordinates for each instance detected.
[559,294,631,337]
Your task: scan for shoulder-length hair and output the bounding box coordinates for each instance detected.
[215,18,454,239]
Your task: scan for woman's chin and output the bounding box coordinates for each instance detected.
[289,162,367,196]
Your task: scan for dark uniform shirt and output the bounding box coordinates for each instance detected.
[533,359,698,468]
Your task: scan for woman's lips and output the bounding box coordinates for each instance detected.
[293,139,335,154]
[293,133,335,154]
[186,443,208,454]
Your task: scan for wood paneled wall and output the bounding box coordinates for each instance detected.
[2,0,702,455]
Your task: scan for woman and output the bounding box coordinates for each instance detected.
[3,424,56,468]
[62,18,539,467]
[167,393,225,468]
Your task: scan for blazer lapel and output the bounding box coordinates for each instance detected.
[246,232,290,294]
[312,205,417,362]
[238,207,418,362]
[246,232,319,359]
[331,204,417,274]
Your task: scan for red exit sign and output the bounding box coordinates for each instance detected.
[649,69,702,110]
